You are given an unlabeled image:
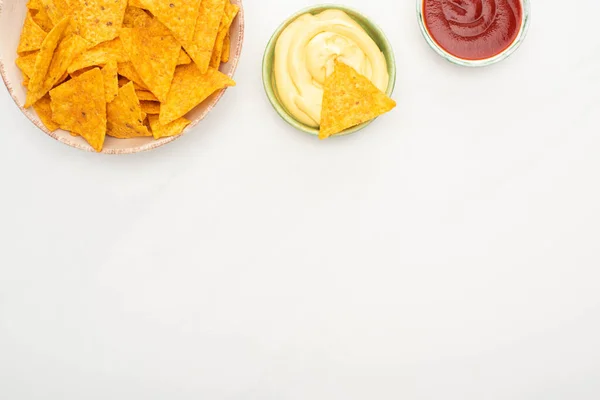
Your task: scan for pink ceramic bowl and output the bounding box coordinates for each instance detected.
[0,0,244,154]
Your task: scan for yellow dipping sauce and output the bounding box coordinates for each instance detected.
[274,9,389,128]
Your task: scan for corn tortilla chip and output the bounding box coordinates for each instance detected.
[182,0,225,74]
[122,6,152,28]
[68,38,127,73]
[221,33,230,63]
[119,27,180,103]
[18,12,48,54]
[160,63,235,125]
[40,0,69,25]
[117,61,148,90]
[49,68,107,151]
[138,0,201,43]
[210,2,238,68]
[27,0,43,11]
[25,16,70,108]
[135,90,158,101]
[32,7,54,32]
[319,61,396,139]
[106,82,151,138]
[70,0,128,47]
[148,114,189,139]
[33,94,60,131]
[140,101,160,115]
[16,51,39,79]
[101,60,119,102]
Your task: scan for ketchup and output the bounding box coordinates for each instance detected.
[423,0,523,60]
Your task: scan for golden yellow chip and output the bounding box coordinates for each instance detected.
[68,38,127,74]
[49,68,107,151]
[25,16,70,108]
[210,2,238,68]
[101,60,119,102]
[70,0,128,47]
[135,90,158,101]
[128,0,146,8]
[182,0,225,74]
[39,0,69,25]
[140,101,160,115]
[16,51,39,79]
[33,94,59,131]
[319,61,396,139]
[119,27,180,103]
[32,7,54,32]
[106,82,151,139]
[148,115,190,139]
[160,63,235,125]
[122,6,152,28]
[18,12,48,54]
[117,61,148,90]
[27,0,43,10]
[221,33,230,64]
[177,50,191,65]
[138,0,201,43]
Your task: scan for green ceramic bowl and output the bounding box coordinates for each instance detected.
[262,4,397,137]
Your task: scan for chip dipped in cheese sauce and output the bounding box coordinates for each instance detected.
[274,9,389,128]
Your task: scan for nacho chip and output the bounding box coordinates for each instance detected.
[18,12,48,54]
[160,63,235,125]
[117,61,148,90]
[122,6,152,28]
[68,38,127,73]
[221,33,230,63]
[177,50,191,65]
[210,2,238,68]
[70,0,128,47]
[16,51,39,79]
[25,16,70,108]
[138,0,201,43]
[101,60,119,102]
[319,61,396,139]
[135,90,158,101]
[106,82,151,138]
[49,68,107,151]
[32,94,59,131]
[144,17,172,36]
[119,27,180,102]
[148,114,189,139]
[140,100,160,115]
[182,0,225,74]
[39,0,69,25]
[27,0,43,11]
[32,7,54,32]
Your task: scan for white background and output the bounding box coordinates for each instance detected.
[1,0,600,399]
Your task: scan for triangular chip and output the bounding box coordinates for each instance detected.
[16,51,39,79]
[135,90,158,101]
[140,101,160,115]
[70,0,127,47]
[49,68,107,151]
[28,34,88,107]
[138,0,201,43]
[32,7,55,32]
[159,63,235,125]
[182,0,225,74]
[25,16,70,107]
[101,60,119,102]
[27,0,43,11]
[148,115,189,139]
[32,94,59,132]
[18,12,48,54]
[106,82,151,138]
[39,0,69,25]
[209,2,238,68]
[68,38,127,74]
[122,6,153,28]
[319,61,396,139]
[119,27,180,102]
[117,61,148,90]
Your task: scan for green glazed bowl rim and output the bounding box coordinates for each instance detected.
[262,4,397,137]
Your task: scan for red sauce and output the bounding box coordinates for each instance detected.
[423,0,523,60]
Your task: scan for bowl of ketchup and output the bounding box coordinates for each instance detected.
[417,0,530,67]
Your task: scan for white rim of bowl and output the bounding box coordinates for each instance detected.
[416,0,531,67]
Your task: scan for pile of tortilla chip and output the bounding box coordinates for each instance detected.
[319,61,396,140]
[16,0,238,152]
